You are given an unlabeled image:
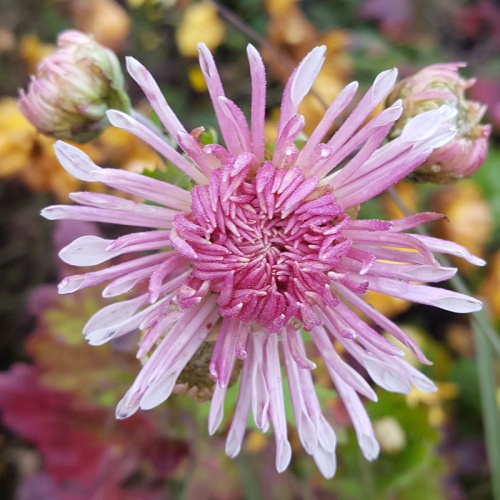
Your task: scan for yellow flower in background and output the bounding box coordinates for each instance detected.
[67,0,131,51]
[245,430,268,454]
[364,289,411,319]
[96,126,164,174]
[176,3,225,57]
[188,65,208,92]
[19,35,55,74]
[406,382,458,427]
[264,0,352,135]
[0,98,36,177]
[0,98,163,201]
[480,251,500,322]
[19,136,84,201]
[0,97,95,200]
[266,0,317,51]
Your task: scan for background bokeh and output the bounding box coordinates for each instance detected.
[0,0,499,498]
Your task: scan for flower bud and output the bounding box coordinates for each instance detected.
[388,63,491,183]
[18,30,130,143]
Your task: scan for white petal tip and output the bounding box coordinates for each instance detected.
[359,434,380,461]
[432,296,483,313]
[414,379,438,393]
[313,448,337,479]
[106,109,133,129]
[87,337,110,347]
[372,68,398,102]
[116,398,140,419]
[125,56,143,73]
[59,235,115,266]
[246,44,259,56]
[290,47,327,105]
[139,372,176,410]
[57,277,85,294]
[275,439,292,473]
[225,435,242,459]
[53,141,98,182]
[40,208,52,220]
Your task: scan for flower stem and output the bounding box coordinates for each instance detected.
[235,453,263,500]
[388,186,500,499]
[205,0,329,109]
[472,313,500,500]
[205,0,293,74]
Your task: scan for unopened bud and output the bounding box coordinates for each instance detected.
[18,30,130,143]
[388,63,491,183]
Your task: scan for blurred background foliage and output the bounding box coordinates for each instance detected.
[0,0,499,498]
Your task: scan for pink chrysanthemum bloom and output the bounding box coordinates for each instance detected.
[42,44,484,477]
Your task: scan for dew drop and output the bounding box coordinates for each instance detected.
[340,329,357,340]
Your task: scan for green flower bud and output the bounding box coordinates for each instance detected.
[388,63,491,183]
[19,30,130,143]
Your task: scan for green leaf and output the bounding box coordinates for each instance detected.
[142,163,193,191]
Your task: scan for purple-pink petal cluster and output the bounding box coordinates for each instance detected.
[42,43,484,477]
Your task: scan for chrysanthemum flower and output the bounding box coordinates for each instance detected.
[42,44,484,477]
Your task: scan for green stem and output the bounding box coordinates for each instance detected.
[388,187,500,499]
[472,313,500,500]
[205,0,329,109]
[235,453,262,500]
[449,272,500,358]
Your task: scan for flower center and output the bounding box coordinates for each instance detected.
[171,153,352,333]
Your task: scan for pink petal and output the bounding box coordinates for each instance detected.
[247,44,266,163]
[332,372,380,461]
[225,349,253,457]
[412,234,486,266]
[126,56,186,137]
[368,276,483,313]
[107,110,207,185]
[218,96,252,153]
[298,81,358,169]
[197,43,244,156]
[90,168,192,211]
[53,141,100,182]
[278,46,326,137]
